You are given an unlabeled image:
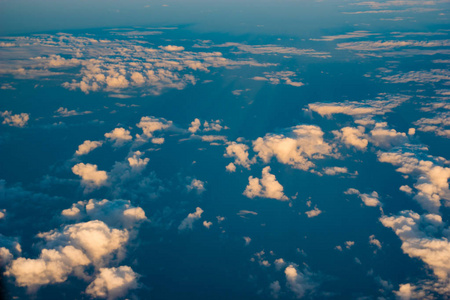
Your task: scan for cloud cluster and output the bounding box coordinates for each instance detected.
[253,125,335,171]
[243,167,288,201]
[72,163,108,188]
[1,111,29,127]
[345,188,382,207]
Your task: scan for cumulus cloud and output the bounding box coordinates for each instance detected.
[224,142,255,169]
[381,210,450,294]
[61,199,147,229]
[225,162,236,172]
[253,125,334,171]
[323,167,349,176]
[186,179,206,194]
[243,167,288,201]
[72,163,108,188]
[378,148,450,213]
[75,140,103,156]
[344,188,382,207]
[188,118,201,133]
[55,107,92,117]
[178,207,203,231]
[284,264,317,298]
[85,266,138,300]
[305,206,322,218]
[333,126,368,150]
[136,116,172,139]
[414,112,450,138]
[1,111,29,127]
[382,69,450,84]
[252,71,304,87]
[104,128,133,146]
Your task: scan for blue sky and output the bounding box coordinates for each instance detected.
[0,1,450,299]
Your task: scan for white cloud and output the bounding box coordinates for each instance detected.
[203,221,212,229]
[104,128,133,146]
[225,162,236,172]
[252,71,304,87]
[186,179,206,194]
[305,206,322,218]
[323,167,348,176]
[75,140,103,156]
[369,123,408,148]
[243,236,251,246]
[284,265,317,298]
[1,111,29,127]
[188,118,201,133]
[333,126,368,150]
[344,188,381,207]
[378,149,450,213]
[178,207,203,231]
[381,210,450,290]
[382,69,450,84]
[243,166,288,201]
[72,163,108,187]
[55,107,92,117]
[127,151,149,171]
[136,116,172,139]
[369,235,382,249]
[159,45,185,51]
[85,266,138,300]
[311,30,379,41]
[224,142,255,169]
[253,125,334,171]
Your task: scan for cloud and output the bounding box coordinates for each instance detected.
[382,69,450,84]
[243,167,288,201]
[186,179,206,194]
[369,123,408,148]
[344,188,382,207]
[414,112,450,138]
[1,111,29,127]
[284,264,317,298]
[311,30,380,41]
[127,151,149,171]
[104,128,133,146]
[75,140,103,156]
[188,118,201,133]
[323,167,349,176]
[72,163,108,187]
[253,125,334,171]
[225,163,236,172]
[308,94,409,118]
[178,207,203,231]
[224,142,255,169]
[61,199,147,229]
[252,71,304,87]
[305,206,322,218]
[85,266,138,300]
[333,126,368,150]
[159,45,185,51]
[378,148,450,213]
[337,40,450,52]
[136,116,172,139]
[381,210,450,294]
[243,237,251,246]
[203,221,212,229]
[55,107,92,117]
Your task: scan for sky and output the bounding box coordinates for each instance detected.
[0,0,450,299]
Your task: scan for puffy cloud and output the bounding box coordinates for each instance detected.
[323,167,348,176]
[400,185,414,194]
[224,142,255,169]
[381,210,450,291]
[1,111,29,127]
[243,236,251,246]
[378,149,450,213]
[127,151,149,171]
[333,126,368,150]
[136,116,172,138]
[75,140,103,156]
[203,221,212,229]
[85,266,138,300]
[345,241,355,249]
[5,246,91,292]
[186,179,206,194]
[284,264,317,298]
[178,207,203,231]
[243,167,288,201]
[369,123,408,148]
[159,45,185,51]
[225,162,236,172]
[72,163,108,187]
[253,125,334,171]
[369,235,382,249]
[270,280,281,299]
[188,118,201,133]
[414,112,450,138]
[61,199,147,229]
[344,188,381,207]
[104,128,133,146]
[305,206,322,218]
